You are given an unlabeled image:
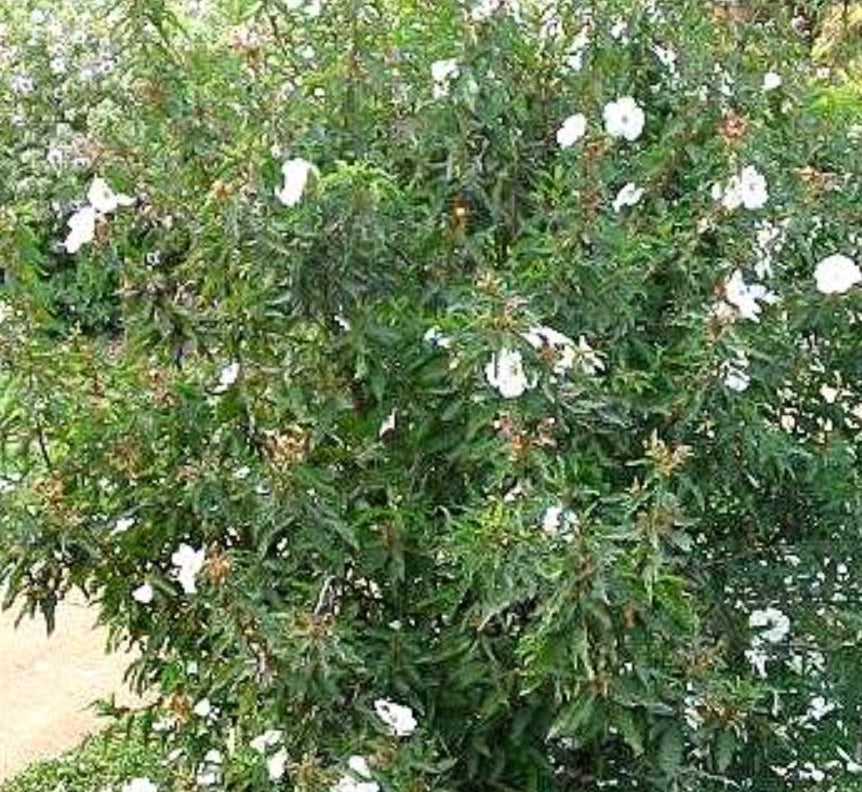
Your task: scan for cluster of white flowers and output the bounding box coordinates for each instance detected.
[490,334,593,398]
[723,269,778,322]
[712,165,769,211]
[63,176,134,254]
[556,96,644,149]
[746,606,790,677]
[486,326,603,398]
[536,327,603,375]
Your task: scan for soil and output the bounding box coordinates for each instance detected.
[0,592,137,783]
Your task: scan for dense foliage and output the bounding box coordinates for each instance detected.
[2,1,862,790]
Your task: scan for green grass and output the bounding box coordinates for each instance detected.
[0,722,169,792]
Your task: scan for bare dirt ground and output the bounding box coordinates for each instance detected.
[0,593,137,783]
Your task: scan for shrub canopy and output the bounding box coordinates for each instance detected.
[2,0,862,790]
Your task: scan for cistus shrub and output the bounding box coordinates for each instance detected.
[2,0,862,790]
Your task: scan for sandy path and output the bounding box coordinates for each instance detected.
[0,593,137,783]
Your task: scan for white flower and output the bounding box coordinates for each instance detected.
[374,698,417,737]
[837,747,862,774]
[64,205,97,254]
[575,335,605,375]
[250,729,284,753]
[469,0,504,21]
[275,158,314,207]
[762,71,782,91]
[286,0,322,14]
[431,58,459,99]
[332,778,380,792]
[87,177,134,214]
[566,49,585,71]
[722,354,751,392]
[63,177,133,253]
[814,254,861,295]
[716,166,769,211]
[196,767,219,787]
[612,182,644,213]
[738,166,769,209]
[804,695,836,723]
[347,756,372,778]
[215,361,240,392]
[10,74,34,95]
[193,698,213,718]
[753,219,787,279]
[132,582,154,604]
[798,763,825,783]
[267,748,289,781]
[521,326,604,377]
[378,409,396,438]
[171,543,206,594]
[423,326,452,348]
[556,113,587,148]
[723,270,778,322]
[749,606,790,643]
[485,348,533,398]
[522,326,576,375]
[653,44,677,73]
[541,505,578,538]
[820,384,839,404]
[195,749,223,787]
[565,28,589,72]
[712,165,769,212]
[603,96,645,142]
[121,778,158,792]
[745,646,769,678]
[112,515,136,535]
[610,19,627,40]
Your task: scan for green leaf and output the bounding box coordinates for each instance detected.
[714,728,736,773]
[658,723,684,779]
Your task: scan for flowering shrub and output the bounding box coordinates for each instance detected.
[2,0,862,790]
